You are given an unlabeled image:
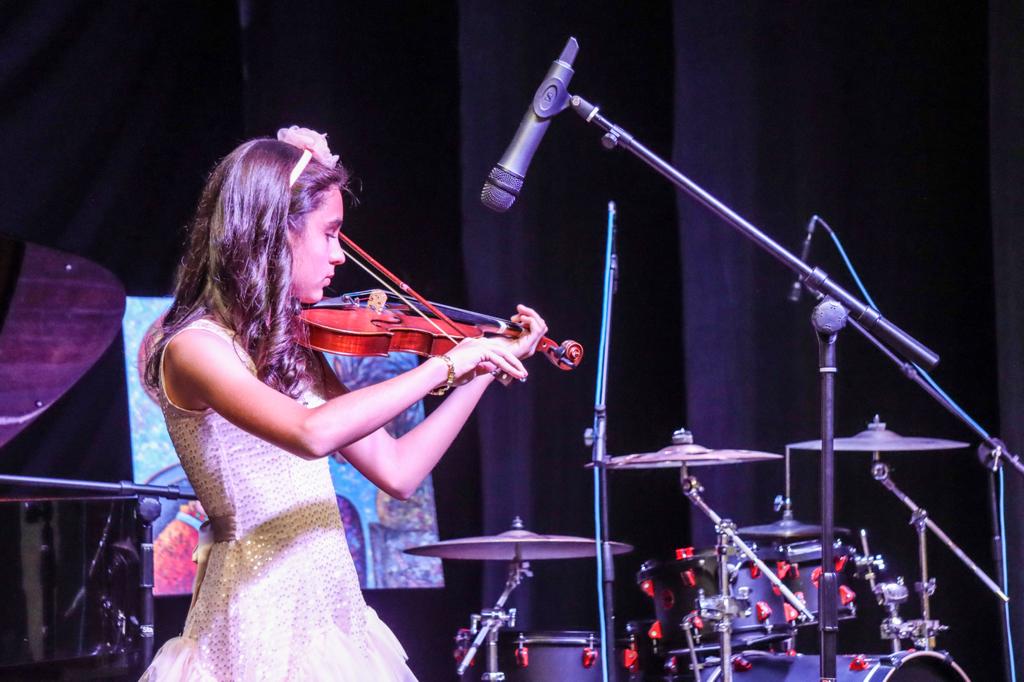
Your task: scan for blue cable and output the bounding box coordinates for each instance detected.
[817,216,1017,680]
[592,204,616,682]
[1002,468,1017,679]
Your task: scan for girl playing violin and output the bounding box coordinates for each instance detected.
[140,127,547,681]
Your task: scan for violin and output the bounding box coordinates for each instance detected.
[299,290,583,371]
[296,230,583,373]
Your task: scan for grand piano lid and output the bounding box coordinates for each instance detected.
[0,235,125,448]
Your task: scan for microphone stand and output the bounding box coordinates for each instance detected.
[0,472,196,672]
[566,93,938,682]
[583,201,619,681]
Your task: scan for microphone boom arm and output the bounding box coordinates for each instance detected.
[568,93,939,370]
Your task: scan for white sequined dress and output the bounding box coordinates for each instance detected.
[140,319,417,681]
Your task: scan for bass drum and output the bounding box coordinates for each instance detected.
[699,651,971,681]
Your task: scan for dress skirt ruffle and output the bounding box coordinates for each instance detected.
[139,607,417,681]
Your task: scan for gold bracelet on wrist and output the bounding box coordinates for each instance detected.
[429,354,456,396]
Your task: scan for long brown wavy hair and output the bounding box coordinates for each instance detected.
[144,137,350,398]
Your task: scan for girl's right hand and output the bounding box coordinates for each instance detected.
[443,336,527,384]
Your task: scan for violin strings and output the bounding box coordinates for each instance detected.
[337,244,460,345]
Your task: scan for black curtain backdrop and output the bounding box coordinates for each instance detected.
[0,3,1019,681]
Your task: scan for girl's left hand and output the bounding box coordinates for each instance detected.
[509,304,548,360]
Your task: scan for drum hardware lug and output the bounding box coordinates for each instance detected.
[581,642,598,669]
[849,654,870,671]
[622,645,640,671]
[674,546,695,560]
[583,427,594,447]
[514,637,528,668]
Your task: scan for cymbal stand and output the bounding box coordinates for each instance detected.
[870,457,1008,650]
[680,469,815,682]
[859,529,911,654]
[456,549,532,679]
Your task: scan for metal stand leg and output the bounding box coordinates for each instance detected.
[714,528,734,682]
[812,299,848,682]
[136,496,161,670]
[481,624,505,682]
[910,509,936,650]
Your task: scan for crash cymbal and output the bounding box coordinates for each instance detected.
[737,517,850,540]
[599,444,782,470]
[787,416,969,453]
[404,519,633,561]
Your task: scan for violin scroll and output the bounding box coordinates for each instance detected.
[536,338,584,370]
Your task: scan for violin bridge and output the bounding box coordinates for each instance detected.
[367,289,388,313]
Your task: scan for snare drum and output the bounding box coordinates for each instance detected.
[699,650,971,681]
[459,630,601,681]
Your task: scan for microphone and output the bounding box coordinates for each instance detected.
[787,215,819,302]
[480,37,579,212]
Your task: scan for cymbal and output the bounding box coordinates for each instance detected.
[787,416,969,453]
[737,517,850,540]
[599,444,782,470]
[404,526,633,561]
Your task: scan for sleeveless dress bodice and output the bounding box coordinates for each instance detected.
[140,319,417,681]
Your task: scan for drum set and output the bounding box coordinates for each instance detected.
[406,417,990,681]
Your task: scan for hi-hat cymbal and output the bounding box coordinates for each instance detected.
[787,416,969,453]
[737,517,850,540]
[598,444,782,470]
[404,522,633,561]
